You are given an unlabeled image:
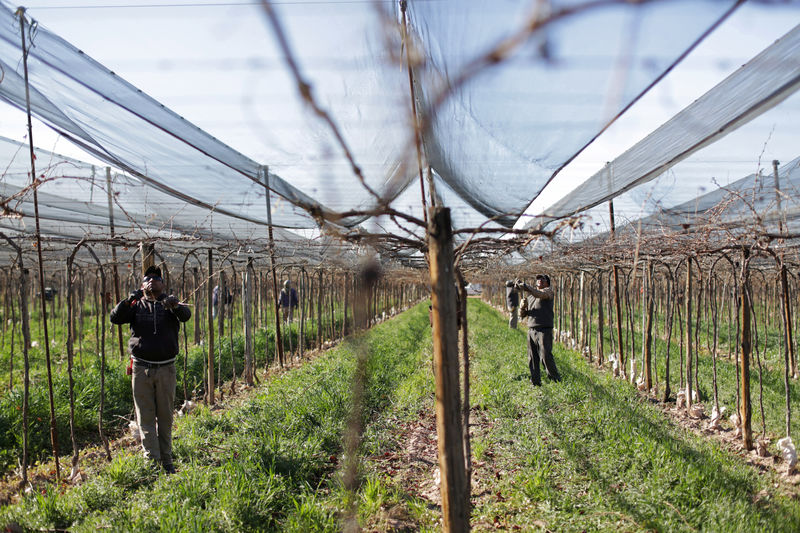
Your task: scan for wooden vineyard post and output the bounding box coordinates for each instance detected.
[597,270,605,366]
[456,269,472,499]
[66,243,84,477]
[218,269,227,383]
[243,259,255,386]
[140,242,155,274]
[774,159,797,379]
[20,261,31,486]
[644,261,654,392]
[578,270,586,352]
[299,269,307,357]
[207,249,215,405]
[261,166,284,368]
[780,261,793,436]
[740,248,753,450]
[427,207,469,532]
[609,199,625,377]
[193,267,201,345]
[317,270,324,342]
[343,272,350,337]
[685,259,693,411]
[106,167,125,360]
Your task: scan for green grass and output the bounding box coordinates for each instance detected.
[464,299,800,532]
[2,299,799,531]
[0,299,374,472]
[0,300,435,531]
[576,296,800,445]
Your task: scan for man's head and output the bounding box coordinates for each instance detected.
[142,266,164,298]
[505,280,514,287]
[283,280,291,289]
[535,274,550,288]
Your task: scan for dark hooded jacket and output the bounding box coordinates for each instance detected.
[110,293,191,363]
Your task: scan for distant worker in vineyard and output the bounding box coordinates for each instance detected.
[505,279,519,329]
[211,284,232,319]
[110,266,191,474]
[279,279,299,323]
[517,274,561,386]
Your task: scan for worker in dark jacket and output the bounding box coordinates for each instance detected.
[279,279,299,323]
[110,266,191,474]
[517,274,561,386]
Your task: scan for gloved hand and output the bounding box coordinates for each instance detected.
[128,289,144,303]
[163,295,180,310]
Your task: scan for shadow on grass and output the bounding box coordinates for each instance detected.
[467,301,799,530]
[525,352,800,530]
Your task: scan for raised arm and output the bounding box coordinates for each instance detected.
[518,282,553,300]
[109,289,142,324]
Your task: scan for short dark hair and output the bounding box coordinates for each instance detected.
[536,274,550,284]
[505,280,514,287]
[144,266,162,279]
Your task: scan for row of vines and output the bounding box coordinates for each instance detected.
[0,242,427,488]
[482,252,800,457]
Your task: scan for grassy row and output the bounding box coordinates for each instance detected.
[465,300,800,531]
[4,299,799,531]
[0,301,435,531]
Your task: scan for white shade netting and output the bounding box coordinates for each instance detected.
[535,23,800,234]
[0,0,749,251]
[407,0,742,227]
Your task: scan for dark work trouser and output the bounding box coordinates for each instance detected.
[527,327,560,385]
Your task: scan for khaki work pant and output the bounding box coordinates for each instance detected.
[281,305,295,323]
[132,362,176,467]
[508,306,518,329]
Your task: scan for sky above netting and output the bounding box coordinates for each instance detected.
[0,0,798,263]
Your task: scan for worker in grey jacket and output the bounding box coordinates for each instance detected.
[517,274,561,386]
[110,266,191,473]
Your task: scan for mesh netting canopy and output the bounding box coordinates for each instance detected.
[535,23,800,231]
[0,0,752,257]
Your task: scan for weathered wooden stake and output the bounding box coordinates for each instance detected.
[609,200,625,377]
[644,262,654,391]
[139,243,155,274]
[243,259,255,386]
[597,270,605,366]
[427,207,469,532]
[262,166,284,368]
[207,249,215,405]
[780,262,793,436]
[105,168,126,360]
[685,259,693,410]
[455,269,472,502]
[740,248,753,450]
[193,267,202,345]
